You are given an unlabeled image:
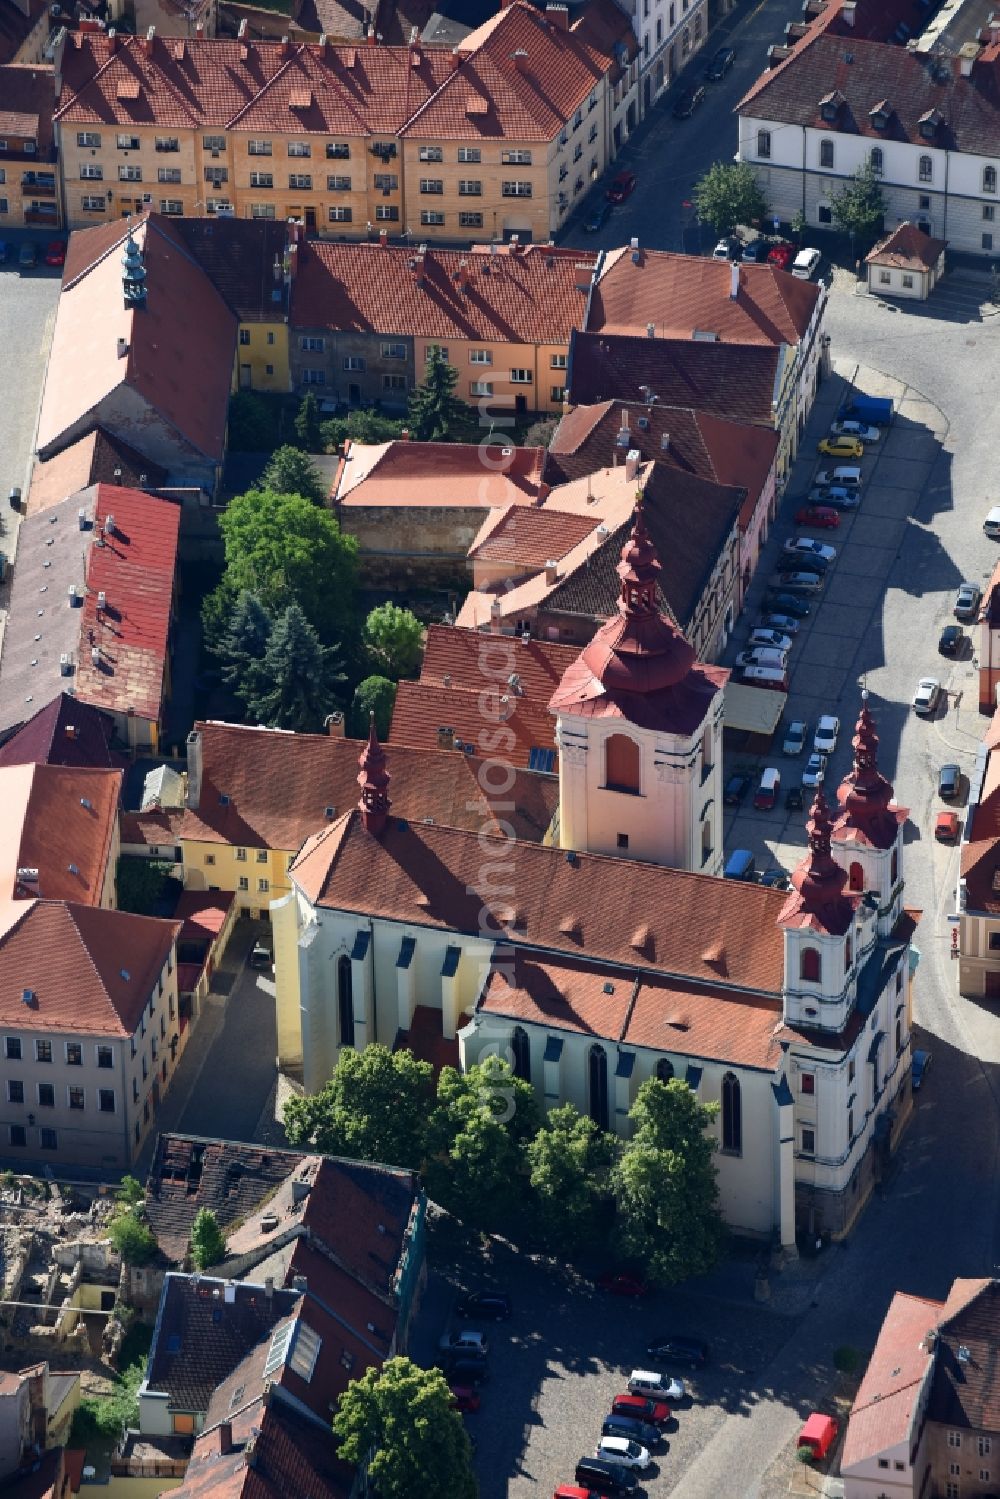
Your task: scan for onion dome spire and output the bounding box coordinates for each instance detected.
[780,787,856,935]
[357,714,390,835]
[835,691,898,848]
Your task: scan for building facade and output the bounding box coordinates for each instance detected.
[0,65,60,231]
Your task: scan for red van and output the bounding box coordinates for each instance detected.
[753,768,780,810]
[797,1413,839,1461]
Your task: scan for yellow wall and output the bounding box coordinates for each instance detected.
[181,837,293,916]
[106,1478,183,1498]
[271,891,303,1069]
[414,336,571,413]
[236,321,291,392]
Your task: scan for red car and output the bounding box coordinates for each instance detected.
[767,242,795,270]
[794,505,840,530]
[935,810,960,842]
[612,1392,671,1424]
[44,239,66,267]
[606,170,637,204]
[596,1270,648,1297]
[449,1385,481,1413]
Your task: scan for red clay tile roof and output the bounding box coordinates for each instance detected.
[292,239,594,344]
[173,218,291,321]
[389,679,557,765]
[174,1398,352,1499]
[468,504,597,570]
[841,1289,941,1470]
[481,954,635,1038]
[0,693,121,771]
[0,899,179,1036]
[0,64,54,153]
[568,330,781,426]
[0,763,121,906]
[961,836,1000,914]
[181,720,558,847]
[588,249,820,345]
[571,0,638,81]
[866,221,947,270]
[290,809,788,994]
[27,429,166,517]
[174,890,235,945]
[120,808,184,849]
[334,438,546,508]
[146,1136,307,1263]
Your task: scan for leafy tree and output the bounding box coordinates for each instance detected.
[334,1357,476,1499]
[527,1103,615,1255]
[108,1212,158,1266]
[210,487,358,645]
[227,390,281,452]
[321,408,408,452]
[351,675,396,739]
[693,161,769,237]
[243,602,344,732]
[611,1078,724,1286]
[214,590,271,701]
[523,417,559,448]
[116,1176,145,1210]
[115,858,174,916]
[830,161,886,250]
[294,391,323,451]
[407,344,468,442]
[190,1208,227,1270]
[363,603,424,680]
[69,1360,145,1454]
[259,445,326,506]
[425,1057,541,1231]
[283,1045,434,1168]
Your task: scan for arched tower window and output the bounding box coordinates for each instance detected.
[845,935,852,968]
[869,146,883,175]
[337,954,355,1048]
[800,948,822,983]
[656,1058,674,1084]
[589,1044,609,1130]
[722,1072,742,1154]
[849,861,864,892]
[891,848,898,885]
[605,733,641,795]
[511,1025,531,1083]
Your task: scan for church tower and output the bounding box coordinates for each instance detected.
[548,501,729,874]
[778,788,861,1031]
[830,694,907,937]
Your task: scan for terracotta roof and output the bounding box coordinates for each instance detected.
[170,1397,351,1499]
[841,1290,941,1470]
[0,693,121,771]
[181,720,558,847]
[780,789,859,937]
[588,248,820,346]
[866,221,947,270]
[0,64,54,153]
[481,954,635,1037]
[571,0,638,81]
[294,0,369,41]
[173,218,290,321]
[290,809,788,994]
[334,438,546,508]
[389,679,557,765]
[738,29,1000,156]
[38,215,237,467]
[27,429,166,517]
[468,504,597,571]
[174,890,234,946]
[120,808,185,849]
[292,239,594,345]
[834,697,907,851]
[930,1281,1000,1436]
[568,330,782,426]
[146,1136,307,1263]
[0,763,121,905]
[0,899,179,1037]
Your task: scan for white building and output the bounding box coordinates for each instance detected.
[272,516,917,1246]
[737,13,1000,258]
[622,0,710,115]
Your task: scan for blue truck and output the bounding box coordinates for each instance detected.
[840,393,893,426]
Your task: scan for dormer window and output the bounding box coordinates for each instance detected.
[819,89,844,123]
[918,109,941,140]
[869,100,890,131]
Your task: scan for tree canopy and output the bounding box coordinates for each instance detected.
[294,391,324,451]
[407,345,470,442]
[283,1044,434,1169]
[425,1056,541,1230]
[242,602,344,732]
[830,161,886,248]
[693,161,770,236]
[321,407,408,452]
[108,1210,158,1266]
[363,603,424,680]
[259,445,326,506]
[351,675,396,739]
[214,589,271,701]
[527,1103,615,1255]
[190,1208,227,1270]
[334,1358,476,1499]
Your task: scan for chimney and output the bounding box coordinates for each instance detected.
[264,1276,274,1298]
[325,710,345,738]
[143,23,155,53]
[116,337,128,359]
[456,258,469,292]
[536,481,550,503]
[413,253,425,285]
[729,260,740,300]
[238,16,247,36]
[400,428,410,441]
[64,724,77,741]
[625,447,641,482]
[217,1423,233,1455]
[544,559,558,585]
[513,47,529,73]
[281,33,291,54]
[960,40,980,75]
[437,725,455,749]
[574,260,593,292]
[841,0,856,24]
[379,228,388,247]
[489,601,502,636]
[186,729,203,810]
[108,28,119,51]
[105,512,115,535]
[546,2,569,27]
[449,47,461,70]
[660,432,670,453]
[195,19,204,35]
[410,40,421,65]
[645,321,655,338]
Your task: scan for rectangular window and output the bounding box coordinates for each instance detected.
[877,1460,889,1470]
[470,349,492,365]
[8,1126,25,1148]
[373,173,398,191]
[302,369,326,385]
[919,194,931,210]
[4,1038,20,1061]
[801,1127,815,1154]
[258,878,270,892]
[550,384,566,402]
[238,875,249,892]
[249,171,273,188]
[119,166,142,182]
[116,134,140,150]
[981,1471,992,1482]
[551,353,568,369]
[133,1078,139,1103]
[235,847,247,862]
[801,1072,815,1095]
[949,1432,962,1449]
[879,269,891,285]
[204,167,228,183]
[78,131,101,147]
[7,1081,23,1104]
[419,179,444,194]
[985,205,996,221]
[343,356,365,371]
[458,211,483,228]
[418,145,443,161]
[457,147,481,163]
[510,369,532,384]
[301,335,325,351]
[144,1101,150,1123]
[157,167,181,183]
[458,179,482,196]
[327,142,350,159]
[66,1043,82,1067]
[80,164,104,180]
[327,175,351,191]
[502,149,532,165]
[381,342,406,360]
[203,135,226,152]
[984,233,994,251]
[470,380,494,396]
[155,136,179,152]
[99,1089,116,1114]
[588,124,598,143]
[40,1128,57,1150]
[980,1439,992,1457]
[573,144,582,162]
[329,206,353,222]
[96,1046,113,1068]
[502,180,532,197]
[35,1040,51,1063]
[426,345,448,361]
[288,142,311,157]
[919,158,933,182]
[248,140,272,156]
[382,374,407,392]
[421,210,445,225]
[68,1087,85,1110]
[902,273,914,287]
[950,1464,961,1476]
[160,199,183,215]
[37,1084,54,1108]
[375,205,399,221]
[288,172,312,189]
[256,850,268,864]
[248,203,274,220]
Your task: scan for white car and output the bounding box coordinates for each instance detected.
[783,537,837,563]
[782,719,808,756]
[814,715,840,754]
[791,247,821,280]
[749,628,794,652]
[594,1437,652,1472]
[438,1329,489,1354]
[802,752,827,788]
[830,419,880,442]
[736,647,788,670]
[815,468,862,488]
[913,677,941,716]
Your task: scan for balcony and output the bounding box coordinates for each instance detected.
[25,204,59,224]
[22,174,55,195]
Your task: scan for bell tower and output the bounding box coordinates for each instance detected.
[357,715,391,836]
[831,693,907,937]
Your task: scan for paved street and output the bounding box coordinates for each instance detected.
[0,257,60,583]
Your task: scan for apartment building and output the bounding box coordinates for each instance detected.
[629,0,709,115]
[53,3,625,243]
[0,65,60,230]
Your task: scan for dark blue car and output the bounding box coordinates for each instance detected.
[602,1414,660,1448]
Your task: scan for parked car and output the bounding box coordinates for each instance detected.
[767,242,795,270]
[740,663,789,690]
[913,677,941,716]
[611,1393,670,1424]
[740,238,770,263]
[938,764,961,800]
[771,570,824,593]
[627,1369,685,1400]
[797,1414,840,1462]
[814,715,840,754]
[815,465,862,488]
[645,1334,708,1367]
[840,394,893,426]
[955,581,983,619]
[44,239,66,267]
[763,592,811,619]
[444,1355,489,1384]
[672,83,706,118]
[724,771,752,806]
[753,767,780,810]
[935,810,960,842]
[705,43,736,78]
[439,1330,489,1355]
[574,1456,639,1495]
[736,647,788,670]
[457,1290,511,1321]
[606,171,637,203]
[791,247,821,280]
[911,1049,931,1089]
[782,720,808,756]
[18,240,36,270]
[724,849,756,881]
[785,784,804,811]
[249,942,271,970]
[555,1488,597,1499]
[449,1385,481,1413]
[749,628,793,652]
[830,419,879,442]
[939,624,965,657]
[601,1415,660,1449]
[712,236,742,260]
[783,537,837,564]
[759,868,789,889]
[594,1438,651,1473]
[985,505,1000,539]
[760,612,801,635]
[802,752,827,788]
[585,200,612,232]
[818,435,864,459]
[795,505,840,529]
[810,486,860,511]
[596,1271,648,1297]
[780,553,828,577]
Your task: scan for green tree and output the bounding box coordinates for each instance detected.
[115,858,174,916]
[69,1360,145,1455]
[334,1357,476,1499]
[294,391,323,451]
[209,487,358,645]
[693,161,769,237]
[227,391,281,453]
[190,1208,227,1270]
[351,675,396,738]
[283,1044,434,1168]
[830,161,886,252]
[243,602,344,733]
[259,445,326,506]
[612,1077,724,1286]
[214,589,271,700]
[363,603,424,680]
[527,1103,615,1255]
[116,1176,145,1210]
[426,1056,541,1231]
[407,344,468,442]
[108,1212,158,1266]
[321,408,408,452]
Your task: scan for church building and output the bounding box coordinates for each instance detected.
[271,507,918,1245]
